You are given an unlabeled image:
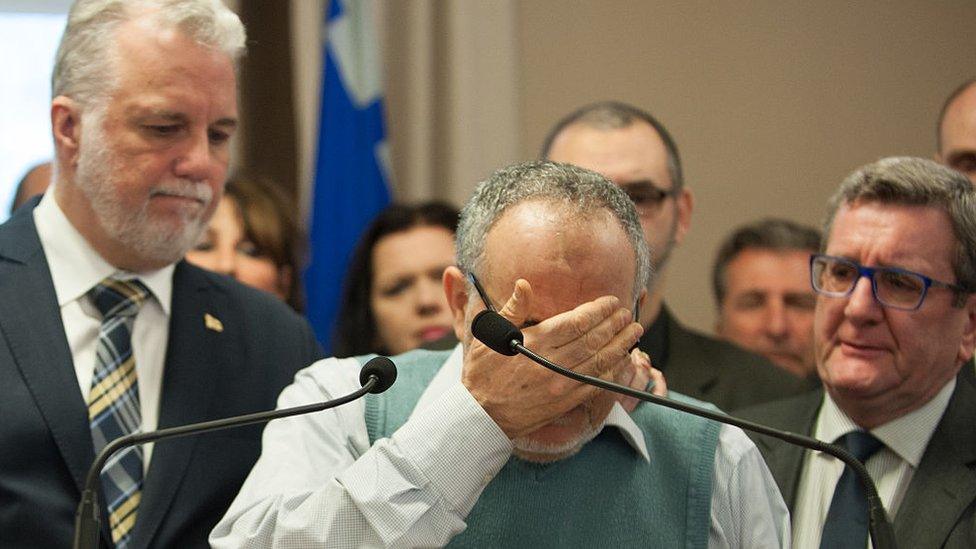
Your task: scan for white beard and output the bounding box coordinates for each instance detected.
[75,117,214,267]
[512,415,607,463]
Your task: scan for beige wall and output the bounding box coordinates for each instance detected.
[293,1,976,336]
[512,1,976,334]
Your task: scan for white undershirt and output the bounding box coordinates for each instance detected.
[791,379,955,548]
[33,190,173,469]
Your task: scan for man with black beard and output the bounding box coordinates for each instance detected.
[543,101,807,410]
[0,1,322,548]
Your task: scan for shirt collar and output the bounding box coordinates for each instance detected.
[413,344,650,462]
[33,189,174,315]
[814,378,955,467]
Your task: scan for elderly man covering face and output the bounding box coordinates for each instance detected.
[739,157,976,549]
[213,161,788,548]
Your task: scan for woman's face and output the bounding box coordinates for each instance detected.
[370,225,456,355]
[185,196,289,300]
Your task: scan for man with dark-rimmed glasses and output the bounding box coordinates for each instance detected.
[542,101,806,412]
[739,156,976,548]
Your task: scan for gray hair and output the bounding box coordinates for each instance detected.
[52,0,245,106]
[823,156,976,300]
[540,101,684,191]
[456,160,652,303]
[712,217,821,305]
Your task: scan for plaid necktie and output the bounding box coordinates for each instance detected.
[819,430,885,549]
[87,278,150,548]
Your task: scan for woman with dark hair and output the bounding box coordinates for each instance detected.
[186,177,306,311]
[333,201,459,357]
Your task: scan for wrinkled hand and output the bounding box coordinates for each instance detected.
[462,279,643,439]
[615,349,668,412]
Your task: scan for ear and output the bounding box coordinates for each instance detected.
[673,187,694,245]
[957,296,976,365]
[51,96,83,169]
[443,266,470,341]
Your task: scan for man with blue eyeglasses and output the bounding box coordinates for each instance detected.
[739,156,976,548]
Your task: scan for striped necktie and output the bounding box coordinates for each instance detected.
[87,278,150,548]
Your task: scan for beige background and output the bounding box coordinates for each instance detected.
[289,1,976,335]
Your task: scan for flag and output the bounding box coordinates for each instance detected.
[305,0,391,353]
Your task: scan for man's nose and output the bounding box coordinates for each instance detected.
[844,276,883,322]
[174,130,219,182]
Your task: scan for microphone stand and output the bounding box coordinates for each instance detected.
[74,357,395,549]
[472,309,897,549]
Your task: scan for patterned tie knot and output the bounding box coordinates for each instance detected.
[89,278,150,320]
[838,430,884,463]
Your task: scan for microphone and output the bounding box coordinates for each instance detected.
[73,356,398,549]
[471,310,897,549]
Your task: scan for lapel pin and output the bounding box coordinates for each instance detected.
[204,313,224,333]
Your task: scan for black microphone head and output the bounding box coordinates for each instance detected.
[360,356,397,393]
[471,310,523,356]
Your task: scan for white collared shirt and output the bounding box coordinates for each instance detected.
[33,190,173,468]
[791,379,955,548]
[212,345,790,548]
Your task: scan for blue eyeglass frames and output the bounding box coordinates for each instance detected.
[810,254,968,311]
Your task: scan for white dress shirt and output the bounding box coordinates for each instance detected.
[791,379,955,549]
[33,190,173,468]
[211,345,790,548]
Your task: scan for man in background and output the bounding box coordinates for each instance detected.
[543,101,804,410]
[739,157,976,548]
[0,1,321,547]
[937,79,976,184]
[712,217,821,379]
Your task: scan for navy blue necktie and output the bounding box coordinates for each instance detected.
[819,430,885,549]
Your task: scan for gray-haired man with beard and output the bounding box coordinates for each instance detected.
[0,1,322,547]
[542,101,807,411]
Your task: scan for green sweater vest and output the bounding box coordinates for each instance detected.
[360,350,720,548]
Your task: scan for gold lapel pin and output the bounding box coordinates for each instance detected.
[204,313,224,333]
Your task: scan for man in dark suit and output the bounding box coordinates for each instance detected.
[739,157,976,548]
[542,101,808,411]
[0,1,322,547]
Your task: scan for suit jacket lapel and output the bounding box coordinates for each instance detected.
[0,207,94,494]
[129,262,234,547]
[892,373,976,546]
[772,391,821,509]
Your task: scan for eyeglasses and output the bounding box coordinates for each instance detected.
[809,254,967,311]
[467,271,497,312]
[620,182,680,217]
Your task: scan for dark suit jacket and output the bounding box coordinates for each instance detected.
[0,202,324,548]
[737,370,976,548]
[642,306,812,412]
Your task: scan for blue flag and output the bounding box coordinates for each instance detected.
[305,0,391,353]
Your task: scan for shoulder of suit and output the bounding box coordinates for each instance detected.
[176,261,304,322]
[734,388,823,427]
